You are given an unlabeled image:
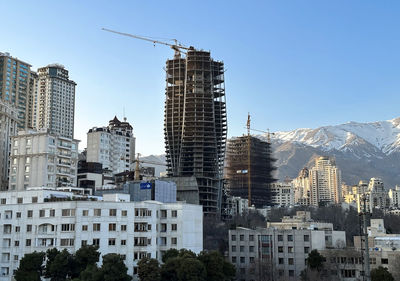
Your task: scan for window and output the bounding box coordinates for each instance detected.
[249,235,254,241]
[171,237,177,245]
[81,240,87,247]
[250,257,255,263]
[249,246,254,252]
[172,210,177,217]
[231,235,236,241]
[93,224,101,231]
[82,225,88,231]
[121,225,127,231]
[289,270,295,277]
[288,246,294,253]
[92,239,100,246]
[232,246,236,252]
[14,241,19,247]
[287,235,293,242]
[82,210,88,216]
[15,226,20,232]
[61,224,75,232]
[61,239,74,246]
[278,246,283,253]
[109,223,116,231]
[32,197,38,203]
[122,210,127,216]
[240,257,245,263]
[171,224,177,231]
[121,240,126,246]
[50,209,55,217]
[109,209,117,216]
[304,247,310,254]
[381,258,389,264]
[61,209,75,217]
[17,198,23,204]
[304,235,310,242]
[26,239,31,246]
[94,209,101,216]
[39,210,45,217]
[16,212,21,218]
[240,235,244,241]
[232,257,237,263]
[279,258,284,264]
[27,210,33,218]
[108,238,116,246]
[278,235,283,241]
[26,225,32,232]
[240,246,244,252]
[288,258,294,265]
[161,210,167,218]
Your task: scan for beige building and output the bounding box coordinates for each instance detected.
[357,178,390,213]
[270,182,295,207]
[229,211,346,281]
[9,129,79,190]
[292,167,310,205]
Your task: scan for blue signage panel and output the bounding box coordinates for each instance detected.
[140,182,152,189]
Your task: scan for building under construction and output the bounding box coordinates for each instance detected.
[225,136,276,208]
[164,49,227,216]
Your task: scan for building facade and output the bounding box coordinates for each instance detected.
[0,100,18,190]
[0,52,33,129]
[0,189,203,280]
[9,129,79,190]
[270,182,295,207]
[34,64,76,139]
[87,116,135,175]
[229,212,346,281]
[309,156,342,206]
[164,50,227,216]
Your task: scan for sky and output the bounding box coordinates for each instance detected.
[2,0,400,155]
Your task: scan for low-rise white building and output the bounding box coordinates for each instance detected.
[9,129,79,190]
[0,189,203,280]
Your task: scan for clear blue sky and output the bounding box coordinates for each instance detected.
[2,1,400,155]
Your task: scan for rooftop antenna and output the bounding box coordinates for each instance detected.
[123,107,126,122]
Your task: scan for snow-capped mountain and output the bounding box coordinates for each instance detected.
[257,117,400,187]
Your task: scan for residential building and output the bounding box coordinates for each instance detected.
[77,161,103,191]
[8,129,79,190]
[0,52,33,129]
[164,50,227,216]
[33,64,76,139]
[270,182,295,207]
[357,178,390,213]
[87,116,135,175]
[0,101,18,190]
[309,156,342,206]
[292,167,310,205]
[225,136,276,208]
[229,211,346,281]
[388,185,400,208]
[0,188,203,280]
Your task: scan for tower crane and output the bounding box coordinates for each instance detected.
[245,113,275,207]
[101,28,192,58]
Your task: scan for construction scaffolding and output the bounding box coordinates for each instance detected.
[225,136,276,208]
[164,50,227,216]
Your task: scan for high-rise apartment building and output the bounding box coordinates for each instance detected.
[225,136,276,208]
[87,116,135,175]
[33,64,76,138]
[0,52,33,129]
[9,129,79,190]
[0,101,18,190]
[164,50,227,216]
[309,156,342,206]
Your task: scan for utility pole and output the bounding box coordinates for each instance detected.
[360,194,371,281]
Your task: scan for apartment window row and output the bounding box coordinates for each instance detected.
[0,196,38,205]
[231,234,255,242]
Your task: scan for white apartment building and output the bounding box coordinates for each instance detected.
[388,186,400,209]
[33,64,76,139]
[270,182,295,207]
[357,178,390,213]
[229,211,346,281]
[0,189,203,280]
[9,129,79,190]
[309,156,342,206]
[87,116,135,175]
[0,100,18,190]
[292,167,311,205]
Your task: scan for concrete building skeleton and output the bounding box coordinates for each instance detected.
[164,49,227,216]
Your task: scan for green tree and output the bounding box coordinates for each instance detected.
[197,251,235,281]
[177,257,207,281]
[44,248,61,278]
[371,266,394,281]
[47,249,75,281]
[306,250,324,271]
[75,245,100,274]
[100,254,132,281]
[14,251,45,281]
[160,257,181,281]
[137,257,161,281]
[162,248,179,263]
[76,264,103,281]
